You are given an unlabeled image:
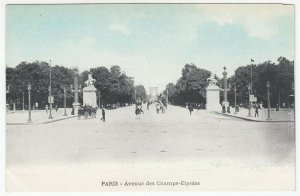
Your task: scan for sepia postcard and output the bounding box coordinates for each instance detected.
[3,1,297,193]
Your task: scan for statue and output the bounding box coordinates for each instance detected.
[207,74,218,86]
[85,73,96,87]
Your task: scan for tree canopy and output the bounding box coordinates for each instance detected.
[166,57,294,108]
[227,57,294,107]
[166,63,211,106]
[6,61,142,109]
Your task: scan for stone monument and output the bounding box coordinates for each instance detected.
[206,74,221,111]
[221,66,230,113]
[82,73,97,107]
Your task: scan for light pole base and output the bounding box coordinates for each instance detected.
[27,119,33,123]
[63,111,67,116]
[234,109,237,114]
[247,109,252,117]
[266,116,272,120]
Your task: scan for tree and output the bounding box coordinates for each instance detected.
[167,63,211,106]
[135,85,147,101]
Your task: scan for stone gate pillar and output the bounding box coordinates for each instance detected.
[206,74,221,111]
[82,85,97,107]
[82,73,97,107]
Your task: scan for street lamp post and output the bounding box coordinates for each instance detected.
[22,91,25,111]
[98,91,101,108]
[71,69,82,114]
[27,83,33,123]
[63,87,67,116]
[48,60,53,119]
[166,89,169,108]
[234,86,237,114]
[266,81,272,120]
[6,85,10,113]
[221,66,229,113]
[278,91,281,111]
[247,84,252,117]
[250,62,253,95]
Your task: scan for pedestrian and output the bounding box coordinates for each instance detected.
[35,102,38,110]
[45,104,49,114]
[101,107,105,122]
[255,104,259,117]
[135,106,141,119]
[188,104,193,115]
[276,104,279,111]
[156,102,160,114]
[55,104,58,112]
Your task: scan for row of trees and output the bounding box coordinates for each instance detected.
[165,57,294,108]
[227,57,294,108]
[165,64,212,106]
[6,61,146,109]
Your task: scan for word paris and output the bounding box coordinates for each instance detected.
[101,181,200,187]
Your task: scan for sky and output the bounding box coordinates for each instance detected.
[5,4,295,92]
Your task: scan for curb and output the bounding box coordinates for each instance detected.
[6,115,76,126]
[212,112,294,122]
[42,115,77,124]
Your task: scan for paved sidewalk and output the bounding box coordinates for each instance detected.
[6,108,76,125]
[214,107,295,122]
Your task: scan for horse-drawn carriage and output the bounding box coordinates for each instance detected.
[155,100,166,113]
[77,105,97,119]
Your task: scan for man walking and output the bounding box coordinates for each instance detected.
[101,107,105,122]
[188,104,193,115]
[255,103,259,117]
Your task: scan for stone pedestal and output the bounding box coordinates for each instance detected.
[206,84,221,111]
[82,85,97,107]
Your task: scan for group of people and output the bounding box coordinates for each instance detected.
[134,100,168,119]
[45,104,59,114]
